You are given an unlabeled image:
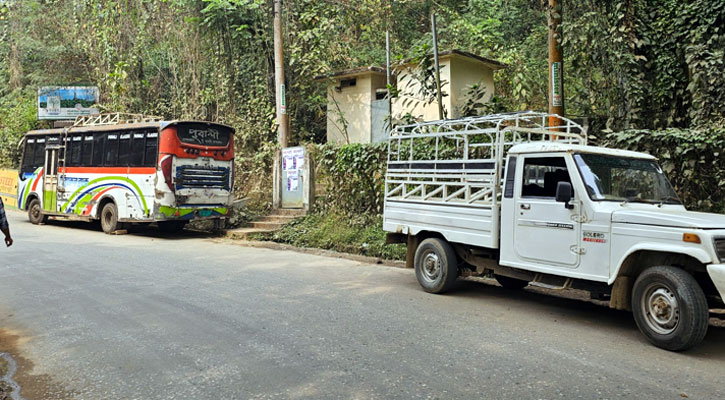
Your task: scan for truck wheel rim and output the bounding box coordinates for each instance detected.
[641,283,679,335]
[30,204,40,219]
[421,251,441,283]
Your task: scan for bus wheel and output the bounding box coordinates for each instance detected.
[100,203,119,234]
[632,266,709,351]
[414,238,459,294]
[158,221,187,233]
[28,198,47,225]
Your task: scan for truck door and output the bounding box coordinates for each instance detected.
[514,155,581,268]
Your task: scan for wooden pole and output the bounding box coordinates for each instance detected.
[274,0,289,147]
[548,0,564,129]
[431,12,444,120]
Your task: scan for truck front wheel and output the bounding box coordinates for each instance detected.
[632,266,709,351]
[414,238,459,294]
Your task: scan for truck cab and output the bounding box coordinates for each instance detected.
[383,112,725,351]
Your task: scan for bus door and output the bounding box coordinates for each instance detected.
[43,144,61,213]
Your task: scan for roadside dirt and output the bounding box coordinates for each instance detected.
[0,329,74,400]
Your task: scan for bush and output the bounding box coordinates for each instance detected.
[312,143,387,215]
[603,127,725,213]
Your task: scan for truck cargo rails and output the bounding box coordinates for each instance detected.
[383,111,725,351]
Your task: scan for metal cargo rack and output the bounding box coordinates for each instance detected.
[385,111,587,209]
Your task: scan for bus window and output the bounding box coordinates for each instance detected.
[33,138,46,167]
[70,136,82,166]
[21,139,36,173]
[81,136,93,166]
[118,133,131,166]
[92,133,105,166]
[144,131,158,167]
[130,132,145,167]
[105,133,119,166]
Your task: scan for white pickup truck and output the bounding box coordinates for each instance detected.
[383,111,725,351]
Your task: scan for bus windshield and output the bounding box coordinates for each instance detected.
[574,153,681,204]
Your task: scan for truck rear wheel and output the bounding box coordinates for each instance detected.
[494,274,529,290]
[632,266,709,351]
[414,238,459,294]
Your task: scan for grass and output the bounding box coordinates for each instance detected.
[256,212,406,261]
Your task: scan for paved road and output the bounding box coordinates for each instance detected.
[0,211,724,399]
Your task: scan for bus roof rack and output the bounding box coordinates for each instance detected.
[73,113,164,127]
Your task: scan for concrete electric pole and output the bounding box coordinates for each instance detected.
[273,0,289,147]
[431,12,444,120]
[548,0,564,129]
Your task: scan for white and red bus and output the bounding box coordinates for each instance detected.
[17,115,235,233]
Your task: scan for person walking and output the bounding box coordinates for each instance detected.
[0,197,13,247]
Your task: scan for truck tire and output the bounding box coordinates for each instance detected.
[631,266,709,351]
[100,202,119,234]
[494,274,529,290]
[414,238,459,294]
[27,198,47,225]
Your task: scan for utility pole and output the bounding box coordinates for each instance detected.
[431,12,444,120]
[548,0,564,129]
[274,0,289,147]
[386,30,392,132]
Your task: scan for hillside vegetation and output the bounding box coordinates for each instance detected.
[1,0,723,208]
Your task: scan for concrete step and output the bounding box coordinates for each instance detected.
[273,208,306,217]
[251,221,286,230]
[259,215,299,223]
[225,227,275,240]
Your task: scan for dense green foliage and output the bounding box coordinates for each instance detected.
[313,143,388,214]
[1,0,723,216]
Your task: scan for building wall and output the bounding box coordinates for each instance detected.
[326,74,373,144]
[392,59,452,122]
[392,56,495,121]
[449,57,495,119]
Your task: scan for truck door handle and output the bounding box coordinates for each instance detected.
[520,203,531,210]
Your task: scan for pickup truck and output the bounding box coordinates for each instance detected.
[383,111,725,351]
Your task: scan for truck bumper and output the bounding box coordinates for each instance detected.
[707,264,725,300]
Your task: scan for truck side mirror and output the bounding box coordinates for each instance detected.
[556,182,574,209]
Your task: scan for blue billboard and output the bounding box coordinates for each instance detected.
[38,86,99,120]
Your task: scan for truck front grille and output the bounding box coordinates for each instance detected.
[175,166,230,190]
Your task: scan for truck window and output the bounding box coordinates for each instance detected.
[521,157,572,198]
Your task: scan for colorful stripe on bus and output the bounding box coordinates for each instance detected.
[61,176,149,216]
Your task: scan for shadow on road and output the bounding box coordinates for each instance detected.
[37,218,221,240]
[449,278,725,356]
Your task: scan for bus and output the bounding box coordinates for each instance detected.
[17,114,235,233]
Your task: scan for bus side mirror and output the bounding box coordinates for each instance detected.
[556,182,574,209]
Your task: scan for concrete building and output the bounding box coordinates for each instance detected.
[316,66,390,145]
[393,50,506,122]
[318,50,505,145]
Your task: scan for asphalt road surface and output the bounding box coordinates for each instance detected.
[0,210,724,399]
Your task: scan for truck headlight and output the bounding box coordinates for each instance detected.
[715,238,725,262]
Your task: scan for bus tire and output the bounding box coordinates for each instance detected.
[632,266,709,351]
[494,274,529,290]
[414,238,459,294]
[28,198,47,225]
[100,202,119,234]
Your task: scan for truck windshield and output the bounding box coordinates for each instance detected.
[574,153,681,204]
